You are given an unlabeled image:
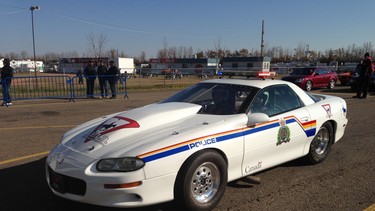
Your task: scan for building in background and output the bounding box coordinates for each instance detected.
[148,58,219,77]
[220,56,272,77]
[0,58,44,72]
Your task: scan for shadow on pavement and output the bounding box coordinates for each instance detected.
[0,158,177,211]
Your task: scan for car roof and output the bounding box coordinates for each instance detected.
[201,78,295,89]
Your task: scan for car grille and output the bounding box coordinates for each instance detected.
[48,166,86,196]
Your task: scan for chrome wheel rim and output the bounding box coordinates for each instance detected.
[329,80,335,88]
[313,127,329,155]
[190,162,220,203]
[306,81,312,91]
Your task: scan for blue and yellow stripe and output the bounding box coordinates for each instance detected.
[137,116,317,163]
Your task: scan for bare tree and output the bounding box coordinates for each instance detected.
[239,48,249,57]
[20,51,28,60]
[43,52,60,62]
[157,38,168,59]
[108,48,118,59]
[363,42,373,55]
[172,47,179,58]
[86,32,108,59]
[118,51,126,57]
[293,42,310,61]
[195,51,204,58]
[214,37,224,59]
[61,51,79,58]
[139,51,146,63]
[177,46,192,58]
[5,52,19,60]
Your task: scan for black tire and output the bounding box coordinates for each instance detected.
[174,150,227,211]
[328,79,335,89]
[307,122,333,164]
[305,80,313,91]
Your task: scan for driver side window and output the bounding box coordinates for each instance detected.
[251,85,302,116]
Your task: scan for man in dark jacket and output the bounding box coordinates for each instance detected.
[97,60,108,98]
[353,52,373,99]
[1,58,14,106]
[107,60,119,99]
[83,60,97,98]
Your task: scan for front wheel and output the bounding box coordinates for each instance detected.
[328,79,335,89]
[305,80,313,91]
[175,150,227,211]
[306,122,333,164]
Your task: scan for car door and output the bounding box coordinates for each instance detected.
[314,68,328,87]
[242,85,313,176]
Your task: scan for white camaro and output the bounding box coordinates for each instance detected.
[46,78,348,210]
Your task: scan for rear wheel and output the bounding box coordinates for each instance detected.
[175,150,227,211]
[307,122,333,164]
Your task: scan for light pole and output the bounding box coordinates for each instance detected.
[30,6,40,78]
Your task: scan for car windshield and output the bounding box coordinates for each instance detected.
[161,82,259,115]
[290,68,315,75]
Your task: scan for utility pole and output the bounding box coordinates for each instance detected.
[260,20,265,57]
[30,5,40,88]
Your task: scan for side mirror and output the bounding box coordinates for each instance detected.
[246,112,270,126]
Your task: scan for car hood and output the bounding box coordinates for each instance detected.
[59,102,245,159]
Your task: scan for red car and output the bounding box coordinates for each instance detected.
[337,65,360,85]
[281,67,338,91]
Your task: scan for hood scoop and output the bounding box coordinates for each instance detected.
[63,102,202,154]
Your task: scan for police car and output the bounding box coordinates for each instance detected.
[46,78,348,210]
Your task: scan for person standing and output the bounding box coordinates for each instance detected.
[97,60,108,98]
[84,60,97,98]
[76,68,84,84]
[107,60,119,99]
[1,58,14,106]
[353,52,373,99]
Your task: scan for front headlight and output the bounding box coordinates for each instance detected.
[97,157,145,172]
[295,78,304,83]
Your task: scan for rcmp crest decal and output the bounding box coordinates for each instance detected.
[277,119,290,146]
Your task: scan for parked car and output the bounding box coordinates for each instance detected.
[349,71,375,91]
[337,65,360,85]
[281,67,338,91]
[46,78,348,210]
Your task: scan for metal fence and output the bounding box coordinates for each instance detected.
[0,75,128,103]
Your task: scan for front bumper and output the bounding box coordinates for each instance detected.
[45,146,176,208]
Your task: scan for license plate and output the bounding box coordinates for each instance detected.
[49,170,65,193]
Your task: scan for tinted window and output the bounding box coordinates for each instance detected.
[316,68,329,75]
[250,85,303,116]
[161,83,259,115]
[291,68,314,75]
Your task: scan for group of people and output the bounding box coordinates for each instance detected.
[79,59,120,99]
[353,52,374,99]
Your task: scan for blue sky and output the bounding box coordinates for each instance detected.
[1,0,374,59]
